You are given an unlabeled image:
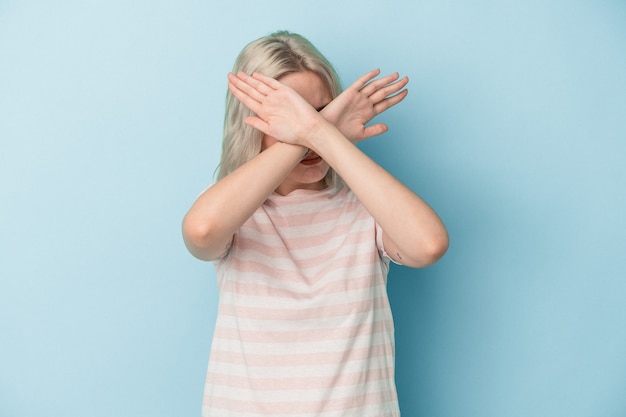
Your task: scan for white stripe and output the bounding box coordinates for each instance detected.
[219,261,387,295]
[204,374,396,403]
[203,402,399,417]
[218,284,387,310]
[207,354,394,379]
[208,331,394,357]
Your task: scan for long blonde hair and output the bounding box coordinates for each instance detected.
[216,31,343,188]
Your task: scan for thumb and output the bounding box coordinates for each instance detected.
[362,123,388,139]
[244,116,269,134]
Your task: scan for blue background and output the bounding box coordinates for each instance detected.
[1,0,625,416]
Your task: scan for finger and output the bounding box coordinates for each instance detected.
[229,72,274,102]
[243,116,270,134]
[236,71,276,96]
[251,72,285,90]
[253,72,318,113]
[228,79,262,114]
[360,72,401,96]
[348,69,381,91]
[361,123,389,140]
[228,72,266,105]
[373,89,409,114]
[369,76,409,103]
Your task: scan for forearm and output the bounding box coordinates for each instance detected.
[182,143,306,260]
[311,123,449,267]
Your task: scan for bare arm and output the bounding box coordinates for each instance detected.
[231,72,449,267]
[183,70,427,262]
[312,124,449,267]
[182,142,306,261]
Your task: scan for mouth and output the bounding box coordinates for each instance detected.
[300,151,322,165]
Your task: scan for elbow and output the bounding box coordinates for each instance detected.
[424,232,449,265]
[182,218,208,250]
[404,232,449,268]
[181,215,224,262]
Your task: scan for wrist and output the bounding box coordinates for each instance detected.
[303,115,331,150]
[319,107,338,126]
[272,141,309,160]
[306,119,345,157]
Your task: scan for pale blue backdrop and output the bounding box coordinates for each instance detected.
[1,0,625,416]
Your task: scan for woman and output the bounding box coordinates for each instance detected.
[183,30,448,417]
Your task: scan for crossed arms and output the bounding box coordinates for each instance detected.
[183,70,449,267]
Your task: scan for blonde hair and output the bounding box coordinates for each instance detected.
[216,31,343,188]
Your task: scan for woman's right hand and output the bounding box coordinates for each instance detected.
[227,71,325,149]
[321,69,409,142]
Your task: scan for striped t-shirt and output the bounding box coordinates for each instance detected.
[203,185,400,417]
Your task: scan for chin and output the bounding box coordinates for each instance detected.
[293,165,329,187]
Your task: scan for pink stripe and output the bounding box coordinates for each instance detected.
[204,389,398,415]
[223,272,383,299]
[228,254,381,285]
[218,296,390,321]
[208,365,394,390]
[260,199,363,229]
[209,343,392,367]
[265,187,349,208]
[237,217,372,253]
[229,247,379,279]
[214,319,394,344]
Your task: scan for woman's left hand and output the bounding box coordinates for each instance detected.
[321,69,409,143]
[227,71,323,148]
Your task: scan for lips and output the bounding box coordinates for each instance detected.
[300,151,322,165]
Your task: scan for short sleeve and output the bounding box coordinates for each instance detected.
[375,223,402,266]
